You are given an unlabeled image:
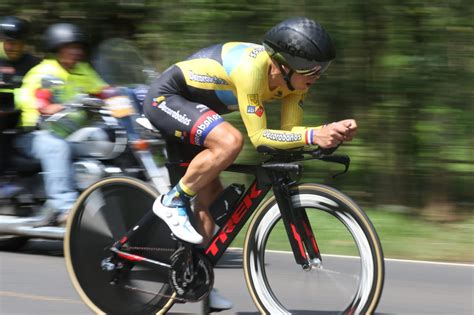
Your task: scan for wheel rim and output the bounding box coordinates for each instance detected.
[246,191,381,314]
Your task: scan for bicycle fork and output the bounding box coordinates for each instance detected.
[271,174,322,270]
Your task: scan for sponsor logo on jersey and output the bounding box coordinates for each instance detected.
[262,130,302,142]
[188,70,228,85]
[247,94,264,116]
[157,101,191,126]
[190,111,224,146]
[249,47,265,58]
[247,105,264,117]
[196,104,209,113]
[151,95,166,107]
[247,94,259,106]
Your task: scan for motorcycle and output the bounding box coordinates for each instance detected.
[0,40,170,250]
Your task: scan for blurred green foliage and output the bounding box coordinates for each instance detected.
[2,0,473,218]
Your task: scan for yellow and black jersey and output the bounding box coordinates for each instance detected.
[145,42,319,150]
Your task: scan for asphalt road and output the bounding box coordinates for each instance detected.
[0,240,472,314]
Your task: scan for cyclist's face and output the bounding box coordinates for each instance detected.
[57,43,84,71]
[3,39,25,61]
[291,72,320,90]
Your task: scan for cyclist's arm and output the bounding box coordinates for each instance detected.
[237,89,312,149]
[280,93,324,145]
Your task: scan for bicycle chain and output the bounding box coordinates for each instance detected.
[123,245,176,253]
[122,284,187,302]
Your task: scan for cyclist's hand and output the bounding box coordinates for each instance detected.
[312,119,357,148]
[340,119,357,141]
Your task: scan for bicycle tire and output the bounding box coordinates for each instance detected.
[243,183,384,314]
[64,176,177,314]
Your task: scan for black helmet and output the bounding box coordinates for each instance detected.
[263,17,336,76]
[44,23,85,52]
[0,16,30,40]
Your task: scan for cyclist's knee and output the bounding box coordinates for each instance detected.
[223,130,244,156]
[210,127,243,158]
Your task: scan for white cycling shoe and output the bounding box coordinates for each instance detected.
[152,196,203,244]
[209,288,233,312]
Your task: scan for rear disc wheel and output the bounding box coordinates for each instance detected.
[64,176,177,314]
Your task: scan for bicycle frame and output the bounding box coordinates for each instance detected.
[110,161,322,271]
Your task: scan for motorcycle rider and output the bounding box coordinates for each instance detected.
[0,16,40,196]
[14,22,108,225]
[0,16,41,87]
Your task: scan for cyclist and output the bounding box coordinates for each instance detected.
[14,23,107,225]
[143,16,357,311]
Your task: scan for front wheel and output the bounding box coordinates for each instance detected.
[243,184,384,314]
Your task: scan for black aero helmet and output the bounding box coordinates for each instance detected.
[0,16,31,40]
[263,17,336,76]
[44,23,85,52]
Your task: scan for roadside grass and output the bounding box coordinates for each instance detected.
[367,210,474,263]
[229,208,473,263]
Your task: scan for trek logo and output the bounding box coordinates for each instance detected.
[206,182,263,256]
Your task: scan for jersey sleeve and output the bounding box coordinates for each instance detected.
[232,66,311,150]
[280,93,304,130]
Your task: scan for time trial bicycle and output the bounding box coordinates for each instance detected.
[64,139,384,314]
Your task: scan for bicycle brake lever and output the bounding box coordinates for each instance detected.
[318,154,351,178]
[312,144,341,157]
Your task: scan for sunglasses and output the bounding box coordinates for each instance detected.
[294,61,331,77]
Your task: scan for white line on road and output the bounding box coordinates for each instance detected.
[228,247,474,268]
[0,291,82,304]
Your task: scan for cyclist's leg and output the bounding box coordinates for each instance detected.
[144,94,243,244]
[179,120,243,193]
[193,178,224,244]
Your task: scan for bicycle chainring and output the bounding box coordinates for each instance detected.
[169,246,214,302]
